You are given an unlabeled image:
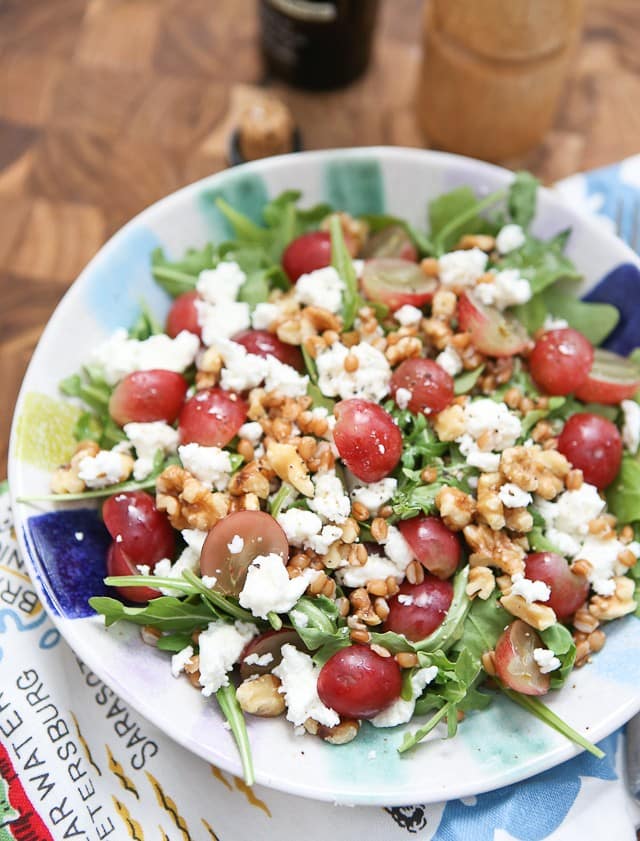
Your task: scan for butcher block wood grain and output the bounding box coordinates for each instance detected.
[1,0,640,476]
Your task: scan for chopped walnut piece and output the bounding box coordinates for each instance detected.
[266,442,314,496]
[504,507,534,534]
[476,472,505,531]
[156,465,229,530]
[436,486,476,530]
[500,593,557,631]
[463,523,525,575]
[228,461,271,499]
[588,576,637,621]
[466,566,495,600]
[433,404,466,442]
[499,445,570,499]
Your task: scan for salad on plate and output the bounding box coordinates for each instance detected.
[32,173,640,784]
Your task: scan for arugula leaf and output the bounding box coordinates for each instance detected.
[453,590,511,662]
[508,172,538,230]
[89,595,217,631]
[269,482,297,517]
[156,633,195,653]
[215,197,270,244]
[358,213,435,256]
[539,624,576,690]
[307,382,335,412]
[429,188,505,255]
[454,365,485,395]
[415,567,471,653]
[216,684,255,786]
[606,456,640,523]
[330,215,361,330]
[539,287,619,345]
[129,303,163,340]
[151,243,217,297]
[500,237,581,297]
[237,268,271,308]
[528,527,563,555]
[368,631,415,654]
[301,344,319,383]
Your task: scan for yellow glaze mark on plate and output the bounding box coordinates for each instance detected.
[15,392,81,470]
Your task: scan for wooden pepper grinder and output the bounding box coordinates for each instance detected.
[416,0,585,161]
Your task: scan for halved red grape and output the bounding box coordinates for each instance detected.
[200,510,289,595]
[494,619,550,696]
[390,358,454,416]
[178,387,247,447]
[529,328,594,396]
[106,543,161,603]
[458,291,529,357]
[166,290,202,339]
[383,576,453,642]
[239,628,305,680]
[282,231,332,282]
[361,258,437,311]
[524,552,589,622]
[557,413,622,489]
[398,516,461,579]
[109,369,188,426]
[574,348,640,404]
[233,328,304,370]
[333,398,402,482]
[102,490,175,567]
[317,645,402,719]
[361,226,418,262]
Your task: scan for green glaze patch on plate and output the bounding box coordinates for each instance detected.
[15,392,81,470]
[198,173,270,242]
[324,722,409,794]
[323,159,385,217]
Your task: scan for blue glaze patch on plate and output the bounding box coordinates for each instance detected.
[583,262,640,355]
[324,721,409,790]
[323,159,385,217]
[197,173,270,242]
[84,225,169,331]
[585,614,640,686]
[25,509,111,619]
[431,731,619,841]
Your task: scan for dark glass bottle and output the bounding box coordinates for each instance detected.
[259,0,380,90]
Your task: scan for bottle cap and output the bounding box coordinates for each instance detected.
[228,97,302,165]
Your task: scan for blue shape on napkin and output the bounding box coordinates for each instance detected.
[430,732,619,841]
[24,509,111,618]
[584,262,640,356]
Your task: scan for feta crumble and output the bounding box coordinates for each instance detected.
[457,398,521,472]
[510,572,551,604]
[533,648,561,674]
[89,329,199,385]
[380,525,414,570]
[198,620,258,696]
[350,477,397,516]
[196,299,251,344]
[315,341,391,403]
[238,421,264,445]
[124,421,179,481]
[496,223,526,254]
[438,248,487,289]
[308,472,351,524]
[77,450,129,489]
[243,651,274,667]
[178,443,232,491]
[251,302,280,330]
[622,399,640,454]
[394,304,423,326]
[473,269,531,310]
[239,553,310,619]
[499,483,532,509]
[277,509,323,547]
[227,535,244,554]
[370,666,438,728]
[436,345,463,377]
[305,525,343,555]
[290,609,309,628]
[543,315,569,331]
[273,645,339,728]
[395,387,411,410]
[171,645,194,678]
[295,266,345,313]
[196,261,246,305]
[336,551,403,588]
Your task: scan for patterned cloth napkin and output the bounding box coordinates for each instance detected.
[3,159,640,841]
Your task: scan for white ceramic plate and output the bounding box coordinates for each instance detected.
[9,148,640,806]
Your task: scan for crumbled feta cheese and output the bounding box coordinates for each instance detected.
[462,399,522,451]
[370,666,438,728]
[464,449,501,472]
[238,421,264,445]
[251,302,280,330]
[368,750,377,760]
[436,346,463,377]
[337,551,403,588]
[239,553,310,619]
[263,357,309,398]
[277,509,323,547]
[579,535,628,596]
[553,484,605,536]
[381,525,414,570]
[394,304,423,326]
[473,269,531,310]
[510,572,550,604]
[201,575,218,589]
[273,645,339,728]
[543,315,569,331]
[136,564,150,575]
[305,525,343,556]
[196,299,251,344]
[350,477,397,516]
[622,399,640,454]
[295,266,345,314]
[198,620,258,696]
[315,341,391,403]
[178,443,232,491]
[74,531,84,541]
[397,594,414,606]
[124,421,180,480]
[227,535,244,554]
[533,648,561,674]
[152,529,206,595]
[308,472,351,524]
[215,339,268,391]
[77,450,129,488]
[499,483,532,509]
[352,259,365,277]
[89,329,199,385]
[171,645,194,678]
[438,248,487,289]
[395,387,411,410]
[196,261,246,305]
[496,223,526,254]
[290,609,309,628]
[243,651,274,667]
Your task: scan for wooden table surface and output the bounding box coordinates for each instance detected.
[1,0,639,477]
